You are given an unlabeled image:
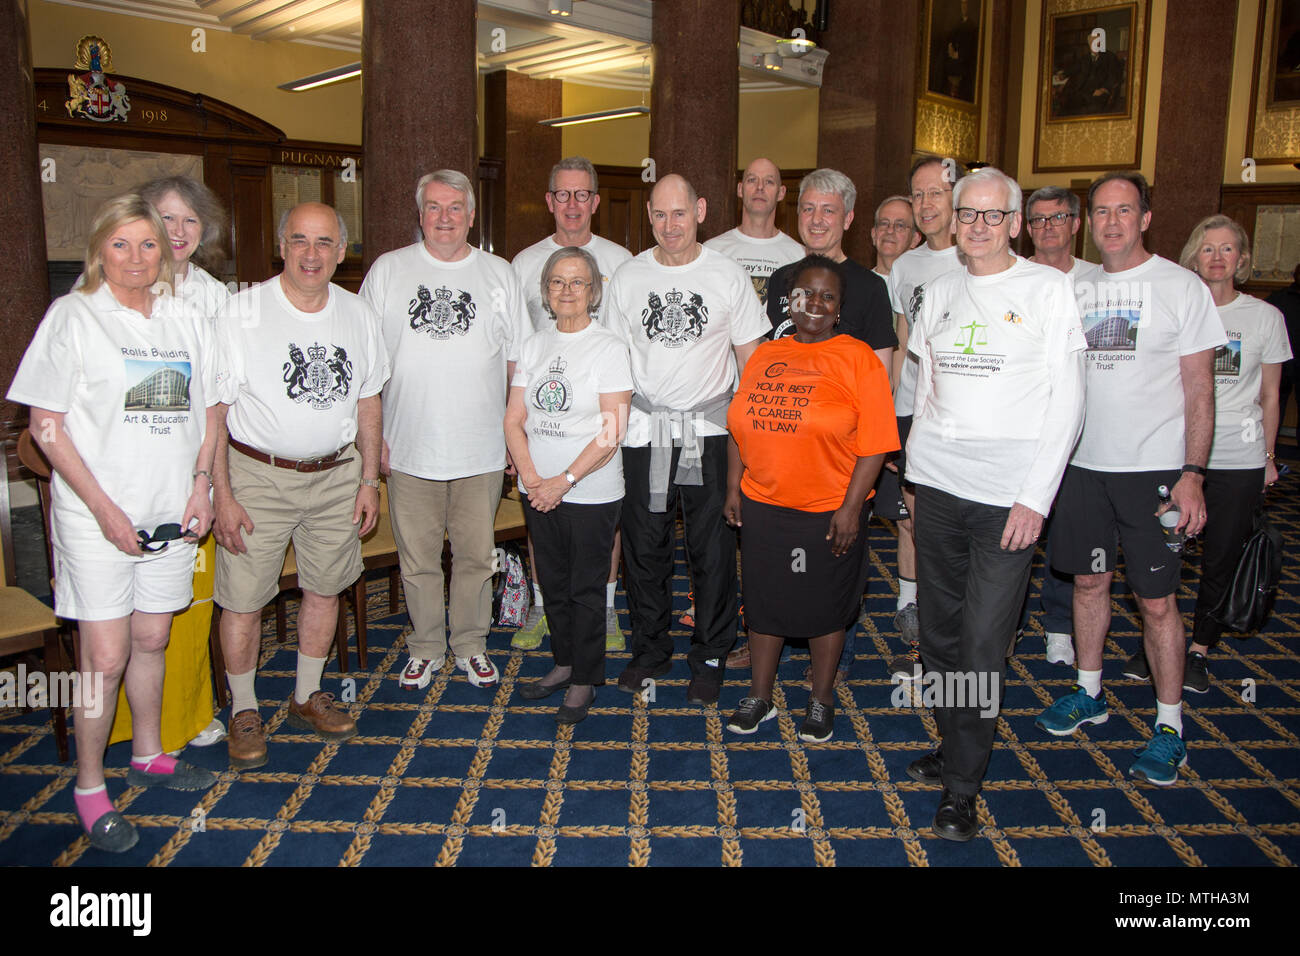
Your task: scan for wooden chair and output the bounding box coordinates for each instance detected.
[1,438,69,761]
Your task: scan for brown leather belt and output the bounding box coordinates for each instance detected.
[229,437,353,473]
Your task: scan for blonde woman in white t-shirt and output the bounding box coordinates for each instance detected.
[1178,215,1293,693]
[505,247,632,724]
[8,195,221,853]
[141,175,230,751]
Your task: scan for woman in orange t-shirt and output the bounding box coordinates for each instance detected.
[723,254,899,743]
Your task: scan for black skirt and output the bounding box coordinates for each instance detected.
[739,493,871,638]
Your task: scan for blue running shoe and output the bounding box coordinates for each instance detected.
[1129,724,1187,786]
[1035,685,1108,736]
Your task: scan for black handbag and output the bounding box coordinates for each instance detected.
[1210,502,1283,634]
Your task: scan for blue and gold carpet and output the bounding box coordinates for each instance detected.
[2,480,1299,868]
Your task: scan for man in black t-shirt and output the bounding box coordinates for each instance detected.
[766,168,898,371]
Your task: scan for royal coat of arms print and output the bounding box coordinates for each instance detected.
[409,285,475,338]
[284,343,353,409]
[65,36,130,123]
[642,288,708,347]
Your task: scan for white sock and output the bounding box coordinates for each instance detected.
[606,582,616,607]
[226,669,258,715]
[897,578,917,610]
[1156,700,1183,736]
[533,583,544,607]
[1076,668,1102,698]
[295,652,328,705]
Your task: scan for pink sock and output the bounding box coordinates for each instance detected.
[73,785,116,832]
[130,752,178,774]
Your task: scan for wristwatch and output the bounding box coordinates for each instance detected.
[564,470,579,488]
[360,478,381,489]
[1181,464,1207,477]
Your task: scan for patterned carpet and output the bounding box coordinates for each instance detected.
[2,475,1299,868]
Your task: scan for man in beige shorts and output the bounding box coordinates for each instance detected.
[212,201,390,770]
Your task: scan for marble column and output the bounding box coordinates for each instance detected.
[484,70,562,261]
[0,0,50,440]
[816,0,919,263]
[362,0,477,267]
[649,0,739,240]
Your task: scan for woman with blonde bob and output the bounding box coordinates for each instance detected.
[7,194,223,852]
[1161,215,1293,693]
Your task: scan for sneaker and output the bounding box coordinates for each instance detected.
[1035,686,1109,736]
[456,653,500,688]
[1128,724,1187,786]
[512,606,549,650]
[227,708,268,770]
[726,643,751,669]
[1183,651,1210,695]
[127,757,218,791]
[1122,649,1150,681]
[894,603,919,644]
[188,717,227,747]
[605,606,626,651]
[679,605,696,629]
[799,698,834,743]
[687,668,721,705]
[888,639,922,682]
[399,655,444,690]
[287,690,358,741]
[1045,632,1075,667]
[726,697,777,734]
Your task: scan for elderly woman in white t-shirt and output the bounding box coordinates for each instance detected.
[7,194,222,853]
[504,247,632,724]
[1178,215,1293,693]
[141,175,230,750]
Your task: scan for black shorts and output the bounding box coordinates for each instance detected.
[1052,465,1183,598]
[895,414,914,488]
[738,493,871,638]
[872,466,909,521]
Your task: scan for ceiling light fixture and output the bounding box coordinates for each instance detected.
[278,62,362,91]
[762,52,782,70]
[538,105,650,127]
[549,0,574,15]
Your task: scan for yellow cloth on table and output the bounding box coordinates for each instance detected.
[108,538,216,752]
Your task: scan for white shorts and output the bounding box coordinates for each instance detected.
[52,541,198,622]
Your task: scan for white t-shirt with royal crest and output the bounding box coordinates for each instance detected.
[511,322,634,505]
[703,228,805,305]
[8,284,222,560]
[360,242,524,480]
[889,243,963,416]
[511,234,633,336]
[215,277,389,461]
[1208,293,1293,470]
[1071,254,1227,472]
[604,245,770,446]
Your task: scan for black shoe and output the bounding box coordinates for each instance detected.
[906,748,944,783]
[726,697,777,734]
[518,676,571,700]
[1183,651,1210,694]
[687,672,721,705]
[556,688,595,725]
[617,661,673,694]
[1122,649,1150,681]
[799,697,834,743]
[932,788,979,842]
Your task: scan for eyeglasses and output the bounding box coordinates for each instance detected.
[547,276,590,292]
[955,207,1015,226]
[549,189,593,204]
[874,220,914,233]
[911,188,951,204]
[1026,211,1076,229]
[286,237,338,252]
[136,522,197,553]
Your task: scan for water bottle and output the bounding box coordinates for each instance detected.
[1155,484,1183,554]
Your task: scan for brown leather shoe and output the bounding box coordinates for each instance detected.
[286,691,358,741]
[726,644,751,669]
[228,708,268,770]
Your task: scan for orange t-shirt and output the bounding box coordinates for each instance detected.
[728,334,899,512]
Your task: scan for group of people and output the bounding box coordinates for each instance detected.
[8,148,1288,851]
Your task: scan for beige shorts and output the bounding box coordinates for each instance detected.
[53,541,197,622]
[214,446,364,612]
